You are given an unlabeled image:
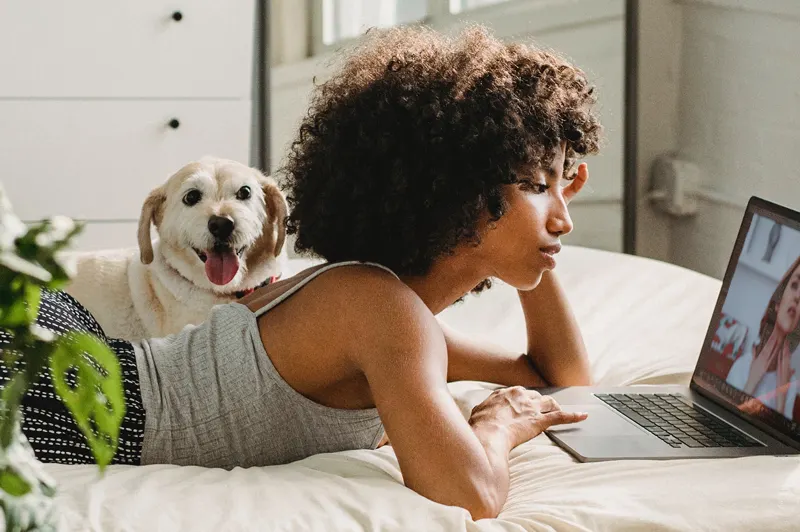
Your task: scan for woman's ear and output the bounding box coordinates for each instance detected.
[138,187,166,264]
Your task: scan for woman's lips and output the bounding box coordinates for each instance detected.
[540,243,562,255]
[540,243,561,268]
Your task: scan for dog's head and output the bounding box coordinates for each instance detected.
[138,157,286,292]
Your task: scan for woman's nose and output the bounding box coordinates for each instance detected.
[547,200,573,236]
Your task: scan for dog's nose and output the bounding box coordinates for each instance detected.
[208,215,235,240]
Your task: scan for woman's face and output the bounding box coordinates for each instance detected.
[776,263,800,335]
[476,142,577,290]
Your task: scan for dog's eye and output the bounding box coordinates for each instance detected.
[236,186,251,201]
[183,189,202,206]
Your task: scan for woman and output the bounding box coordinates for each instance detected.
[1,26,601,519]
[727,255,800,418]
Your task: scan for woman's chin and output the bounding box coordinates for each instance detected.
[505,270,545,292]
[775,312,798,335]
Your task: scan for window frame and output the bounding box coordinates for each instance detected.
[309,0,521,56]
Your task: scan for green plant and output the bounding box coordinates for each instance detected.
[0,183,125,531]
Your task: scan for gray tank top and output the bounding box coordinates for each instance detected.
[132,261,395,469]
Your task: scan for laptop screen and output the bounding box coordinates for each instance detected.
[693,198,800,443]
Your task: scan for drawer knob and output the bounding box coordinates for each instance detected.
[171,11,183,22]
[168,118,181,129]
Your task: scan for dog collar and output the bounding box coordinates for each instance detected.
[234,275,280,299]
[159,256,279,299]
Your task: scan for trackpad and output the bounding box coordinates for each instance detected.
[548,405,645,436]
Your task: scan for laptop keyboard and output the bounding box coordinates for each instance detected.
[594,393,764,448]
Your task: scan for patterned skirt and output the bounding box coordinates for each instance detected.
[0,289,145,465]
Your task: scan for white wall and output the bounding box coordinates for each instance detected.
[669,0,800,278]
[270,0,627,253]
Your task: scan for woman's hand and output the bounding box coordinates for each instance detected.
[738,376,796,416]
[745,337,781,395]
[468,386,588,449]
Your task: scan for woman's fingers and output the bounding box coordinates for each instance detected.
[539,409,588,429]
[564,163,589,204]
[537,395,561,414]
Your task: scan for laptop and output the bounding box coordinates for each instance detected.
[543,196,800,461]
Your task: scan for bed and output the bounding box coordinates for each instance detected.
[46,246,800,531]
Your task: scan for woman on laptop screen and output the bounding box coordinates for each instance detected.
[726,255,800,419]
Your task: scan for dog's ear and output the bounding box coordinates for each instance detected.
[261,179,287,257]
[138,187,166,264]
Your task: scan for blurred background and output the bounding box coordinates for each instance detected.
[0,0,798,279]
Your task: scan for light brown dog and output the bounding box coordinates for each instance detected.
[65,157,287,340]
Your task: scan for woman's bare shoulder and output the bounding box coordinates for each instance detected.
[244,262,444,370]
[319,264,429,322]
[311,265,446,366]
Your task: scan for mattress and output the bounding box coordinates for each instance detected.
[46,246,800,531]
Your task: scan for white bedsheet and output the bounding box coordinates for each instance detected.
[46,246,800,531]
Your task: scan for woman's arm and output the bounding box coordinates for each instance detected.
[444,270,592,387]
[349,274,585,519]
[518,270,592,385]
[442,322,548,387]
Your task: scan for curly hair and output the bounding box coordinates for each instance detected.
[282,25,603,279]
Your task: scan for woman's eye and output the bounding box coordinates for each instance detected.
[182,189,202,206]
[521,182,549,194]
[236,186,251,201]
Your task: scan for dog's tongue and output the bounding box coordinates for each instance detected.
[205,248,239,285]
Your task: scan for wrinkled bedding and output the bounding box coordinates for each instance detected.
[47,246,800,531]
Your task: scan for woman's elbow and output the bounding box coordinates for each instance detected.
[464,484,503,520]
[467,501,501,521]
[420,479,502,520]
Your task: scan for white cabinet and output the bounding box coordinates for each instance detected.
[0,1,254,98]
[1,100,251,221]
[0,1,258,251]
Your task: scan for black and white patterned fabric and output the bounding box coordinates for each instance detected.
[0,289,145,465]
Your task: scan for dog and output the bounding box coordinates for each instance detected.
[65,156,287,341]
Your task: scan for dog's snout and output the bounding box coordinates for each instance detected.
[208,215,235,240]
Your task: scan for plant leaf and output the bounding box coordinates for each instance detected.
[1,373,28,415]
[0,466,32,497]
[0,295,30,330]
[49,332,125,470]
[23,282,41,324]
[1,373,28,447]
[0,399,21,449]
[0,251,52,283]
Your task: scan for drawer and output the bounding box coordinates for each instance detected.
[0,99,252,221]
[0,0,255,98]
